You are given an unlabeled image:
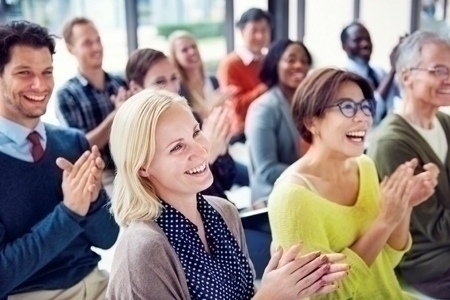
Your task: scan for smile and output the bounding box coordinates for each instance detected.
[346,130,366,142]
[24,95,46,101]
[185,162,207,174]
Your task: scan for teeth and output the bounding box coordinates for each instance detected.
[25,95,45,101]
[346,130,366,137]
[186,162,206,174]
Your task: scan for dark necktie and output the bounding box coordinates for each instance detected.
[27,131,44,162]
[367,67,380,89]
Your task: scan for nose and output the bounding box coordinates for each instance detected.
[360,39,371,48]
[254,31,264,42]
[31,75,46,91]
[294,60,307,70]
[93,40,103,52]
[188,138,209,161]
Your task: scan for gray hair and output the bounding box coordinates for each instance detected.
[396,30,450,87]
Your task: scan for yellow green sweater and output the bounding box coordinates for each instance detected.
[268,155,413,300]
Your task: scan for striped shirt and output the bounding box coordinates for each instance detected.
[56,72,126,168]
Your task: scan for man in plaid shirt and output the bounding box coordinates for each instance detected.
[57,17,129,197]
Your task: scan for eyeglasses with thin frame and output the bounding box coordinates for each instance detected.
[408,65,450,78]
[327,98,376,118]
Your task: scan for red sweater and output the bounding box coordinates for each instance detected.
[217,52,267,134]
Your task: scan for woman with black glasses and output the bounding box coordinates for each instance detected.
[268,68,438,299]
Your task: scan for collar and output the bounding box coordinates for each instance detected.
[235,47,265,66]
[0,115,46,145]
[76,70,109,87]
[345,57,370,70]
[156,197,199,238]
[156,194,217,239]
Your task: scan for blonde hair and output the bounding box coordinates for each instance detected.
[168,30,209,119]
[110,89,187,227]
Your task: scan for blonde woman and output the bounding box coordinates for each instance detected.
[168,30,236,120]
[169,32,249,187]
[106,89,349,299]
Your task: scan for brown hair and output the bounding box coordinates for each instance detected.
[61,16,93,45]
[292,67,374,143]
[125,48,167,87]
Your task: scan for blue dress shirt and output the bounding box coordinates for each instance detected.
[0,115,47,162]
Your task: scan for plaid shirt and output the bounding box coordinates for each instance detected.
[56,72,127,168]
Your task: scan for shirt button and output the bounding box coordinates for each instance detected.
[230,274,237,281]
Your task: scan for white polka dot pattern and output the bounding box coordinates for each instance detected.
[156,194,254,299]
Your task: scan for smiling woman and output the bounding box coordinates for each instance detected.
[106,88,350,300]
[268,67,438,299]
[245,38,312,203]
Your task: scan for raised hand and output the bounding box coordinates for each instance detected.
[202,105,232,163]
[208,85,239,109]
[408,162,439,207]
[87,145,105,202]
[111,87,133,111]
[56,151,96,216]
[56,146,106,216]
[378,160,415,226]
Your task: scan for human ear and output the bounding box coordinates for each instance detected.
[401,69,412,87]
[138,166,149,177]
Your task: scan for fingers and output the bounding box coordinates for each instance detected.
[277,243,304,268]
[296,265,329,298]
[56,157,74,172]
[264,247,283,275]
[91,145,106,170]
[87,172,97,194]
[423,163,440,182]
[393,165,413,197]
[70,151,91,177]
[290,254,328,277]
[327,263,349,274]
[324,253,346,263]
[321,270,348,283]
[78,160,95,198]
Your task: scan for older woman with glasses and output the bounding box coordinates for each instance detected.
[268,68,438,299]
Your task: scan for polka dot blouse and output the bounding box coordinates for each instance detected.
[156,193,254,299]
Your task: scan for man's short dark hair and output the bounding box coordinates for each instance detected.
[340,21,363,45]
[0,21,56,74]
[236,8,273,30]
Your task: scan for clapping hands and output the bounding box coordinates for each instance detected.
[56,145,105,216]
[256,244,349,299]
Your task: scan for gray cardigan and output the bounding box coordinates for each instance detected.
[106,196,254,300]
[245,86,300,202]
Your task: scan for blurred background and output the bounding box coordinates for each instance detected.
[0,0,448,122]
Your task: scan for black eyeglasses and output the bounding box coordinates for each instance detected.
[409,65,450,78]
[327,98,376,118]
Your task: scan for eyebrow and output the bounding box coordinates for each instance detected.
[13,65,53,71]
[163,124,199,150]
